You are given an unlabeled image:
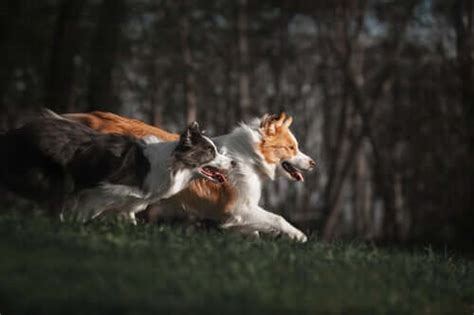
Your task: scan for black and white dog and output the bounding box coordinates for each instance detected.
[0,118,232,223]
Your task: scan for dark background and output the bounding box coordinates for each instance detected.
[0,0,472,248]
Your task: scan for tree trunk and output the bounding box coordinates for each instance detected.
[148,64,163,126]
[0,0,21,127]
[45,0,84,112]
[354,145,371,237]
[88,0,126,111]
[453,0,474,240]
[237,0,251,120]
[453,0,473,132]
[179,5,197,124]
[322,1,417,241]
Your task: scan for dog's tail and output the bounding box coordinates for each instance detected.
[40,108,66,120]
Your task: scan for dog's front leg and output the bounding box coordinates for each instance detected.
[222,206,307,242]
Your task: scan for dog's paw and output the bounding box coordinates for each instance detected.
[290,229,308,243]
[276,215,308,243]
[283,226,307,243]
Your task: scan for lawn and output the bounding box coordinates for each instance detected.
[0,214,472,315]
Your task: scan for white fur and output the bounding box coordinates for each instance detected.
[285,132,314,170]
[142,135,162,144]
[289,150,314,169]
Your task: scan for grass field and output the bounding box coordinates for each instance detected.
[0,214,472,315]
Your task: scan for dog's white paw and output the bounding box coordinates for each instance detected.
[275,215,308,243]
[288,228,308,243]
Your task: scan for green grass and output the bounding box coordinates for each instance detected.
[0,214,472,315]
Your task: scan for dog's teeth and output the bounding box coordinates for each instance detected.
[294,171,304,182]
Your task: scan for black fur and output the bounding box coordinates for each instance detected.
[173,122,217,170]
[0,118,150,214]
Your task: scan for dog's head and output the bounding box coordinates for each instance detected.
[173,122,233,183]
[258,113,315,182]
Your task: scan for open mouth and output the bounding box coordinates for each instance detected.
[282,161,304,182]
[199,166,227,183]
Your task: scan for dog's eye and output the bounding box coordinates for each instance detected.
[289,145,295,150]
[207,146,214,153]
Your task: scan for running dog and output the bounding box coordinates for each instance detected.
[0,118,232,223]
[59,111,315,241]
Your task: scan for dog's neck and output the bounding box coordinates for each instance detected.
[141,141,195,201]
[214,121,276,180]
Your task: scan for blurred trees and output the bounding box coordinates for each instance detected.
[88,0,126,111]
[45,0,85,112]
[0,0,472,245]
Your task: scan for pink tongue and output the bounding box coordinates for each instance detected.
[293,171,304,182]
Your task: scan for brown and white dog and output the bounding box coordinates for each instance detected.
[58,111,315,242]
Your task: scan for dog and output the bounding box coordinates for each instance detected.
[0,117,232,223]
[58,111,315,242]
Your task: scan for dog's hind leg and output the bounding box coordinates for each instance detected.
[45,175,71,220]
[119,201,149,225]
[63,189,112,223]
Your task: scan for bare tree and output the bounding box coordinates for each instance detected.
[179,3,197,124]
[453,0,473,124]
[0,1,21,127]
[237,0,251,120]
[88,0,126,111]
[321,1,417,240]
[453,0,474,237]
[45,0,84,112]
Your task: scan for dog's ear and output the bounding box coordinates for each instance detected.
[275,112,287,127]
[260,113,290,136]
[179,122,201,146]
[188,121,201,135]
[283,115,293,128]
[188,121,202,142]
[260,114,278,136]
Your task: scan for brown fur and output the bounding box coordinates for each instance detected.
[63,112,179,141]
[65,111,298,220]
[258,113,298,164]
[158,179,238,220]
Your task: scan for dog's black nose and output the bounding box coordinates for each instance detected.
[231,160,237,168]
[309,159,316,169]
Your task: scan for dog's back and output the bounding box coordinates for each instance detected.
[62,111,180,141]
[0,118,150,213]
